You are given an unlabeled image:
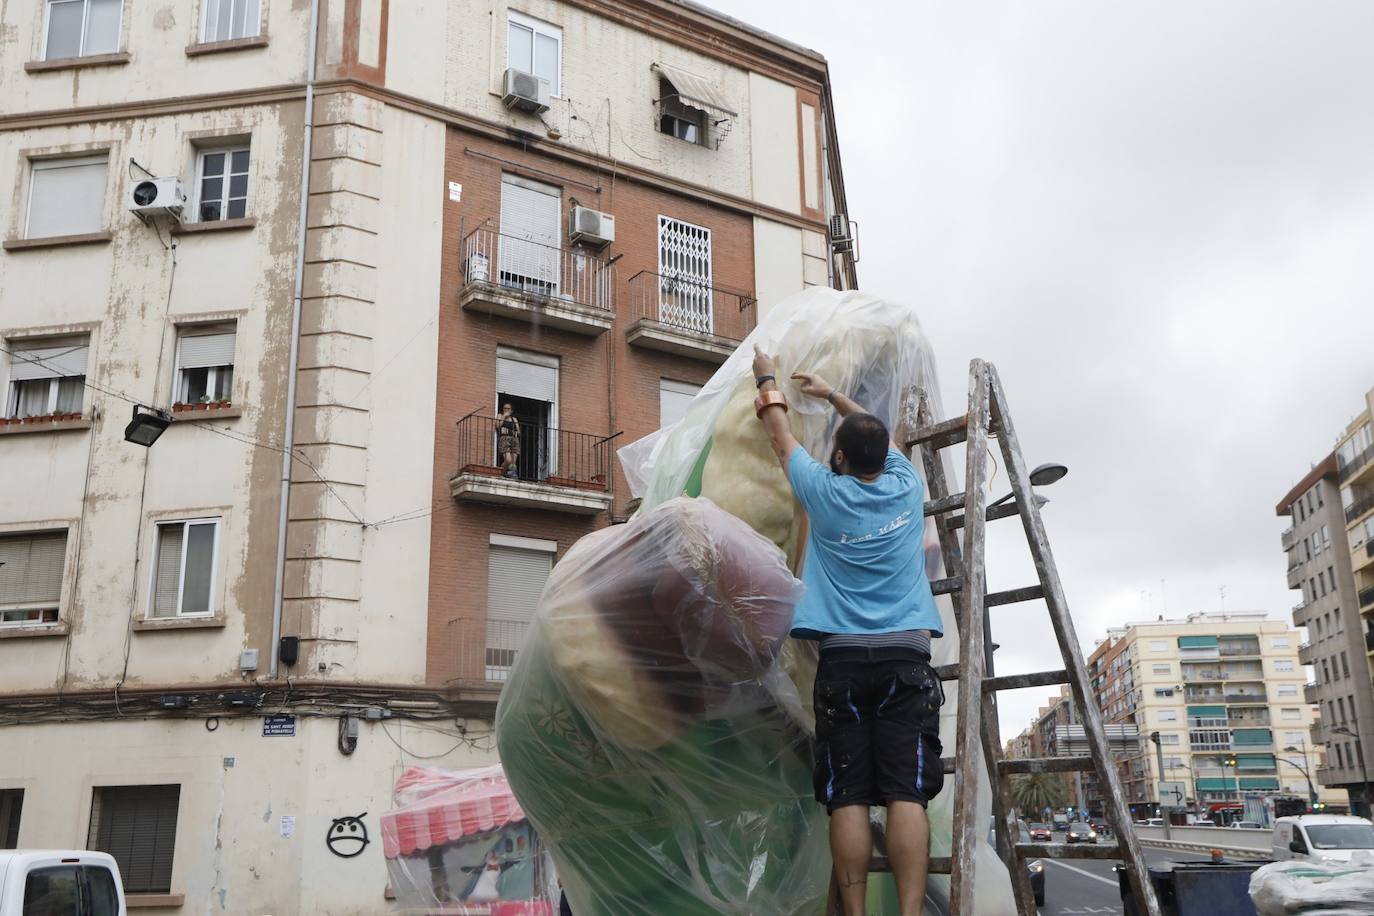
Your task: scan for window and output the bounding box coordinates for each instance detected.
[1338,697,1347,721]
[1157,733,1180,745]
[43,0,120,60]
[1340,652,1350,679]
[1334,745,1345,768]
[194,146,249,222]
[1158,709,1178,722]
[1150,640,1169,652]
[1334,606,1342,632]
[21,863,118,915]
[1321,525,1330,549]
[149,519,219,618]
[658,216,713,332]
[1280,708,1301,721]
[659,379,700,429]
[1152,663,1171,675]
[0,789,22,848]
[200,0,259,43]
[1283,731,1306,745]
[1154,688,1174,698]
[0,531,67,626]
[5,336,88,419]
[1274,659,1295,673]
[1341,486,1354,511]
[1272,637,1290,649]
[26,155,108,238]
[174,325,236,405]
[506,11,560,96]
[495,348,558,482]
[658,78,707,145]
[485,536,554,680]
[498,174,561,295]
[1321,659,1330,682]
[88,785,179,894]
[1277,684,1299,698]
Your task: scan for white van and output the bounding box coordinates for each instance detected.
[0,851,125,915]
[1271,815,1374,865]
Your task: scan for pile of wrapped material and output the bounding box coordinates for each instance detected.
[1250,856,1374,916]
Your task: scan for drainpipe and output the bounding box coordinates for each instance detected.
[270,0,321,679]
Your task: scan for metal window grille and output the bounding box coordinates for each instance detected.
[656,216,713,333]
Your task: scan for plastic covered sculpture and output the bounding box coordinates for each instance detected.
[497,288,1015,914]
[380,765,556,914]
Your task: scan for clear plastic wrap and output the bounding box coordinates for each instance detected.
[380,765,557,914]
[498,288,1015,914]
[1249,856,1374,916]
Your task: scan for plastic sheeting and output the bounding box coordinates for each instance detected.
[1249,857,1374,915]
[380,765,557,914]
[497,287,1015,914]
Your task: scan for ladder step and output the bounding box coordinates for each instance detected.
[930,576,962,596]
[983,668,1069,692]
[1015,842,1122,861]
[922,492,965,517]
[985,585,1044,607]
[934,663,959,681]
[869,855,953,875]
[906,415,967,450]
[999,755,1095,775]
[941,756,955,774]
[944,501,1023,531]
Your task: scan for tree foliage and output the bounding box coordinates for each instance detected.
[1010,771,1067,816]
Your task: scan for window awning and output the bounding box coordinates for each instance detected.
[652,62,737,124]
[1179,636,1219,649]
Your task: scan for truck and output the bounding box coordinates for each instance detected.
[1271,814,1374,865]
[0,850,125,915]
[1051,813,1069,832]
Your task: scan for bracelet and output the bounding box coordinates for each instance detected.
[754,390,789,419]
[826,390,839,404]
[754,374,775,389]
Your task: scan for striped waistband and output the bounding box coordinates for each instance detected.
[819,629,932,658]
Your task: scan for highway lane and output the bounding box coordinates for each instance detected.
[1040,843,1215,915]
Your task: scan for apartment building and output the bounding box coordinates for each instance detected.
[1083,613,1341,822]
[1277,385,1374,816]
[0,1,856,912]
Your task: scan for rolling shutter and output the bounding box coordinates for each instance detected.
[176,330,236,369]
[151,525,184,619]
[0,532,67,608]
[27,156,108,238]
[9,338,89,382]
[88,785,180,895]
[486,545,552,625]
[496,355,557,404]
[499,175,560,290]
[659,379,700,428]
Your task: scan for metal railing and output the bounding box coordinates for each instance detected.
[1338,444,1374,484]
[1345,491,1374,524]
[449,616,531,684]
[1281,526,1296,549]
[1366,630,1374,652]
[1225,692,1268,704]
[1219,642,1262,657]
[1360,585,1374,608]
[628,270,756,341]
[455,413,616,497]
[460,227,616,313]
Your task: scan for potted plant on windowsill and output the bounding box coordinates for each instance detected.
[172,402,191,413]
[193,397,211,412]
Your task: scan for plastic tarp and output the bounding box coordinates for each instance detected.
[496,288,1016,914]
[1249,856,1374,915]
[380,765,556,915]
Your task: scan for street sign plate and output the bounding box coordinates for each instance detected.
[263,714,296,737]
[1157,781,1187,807]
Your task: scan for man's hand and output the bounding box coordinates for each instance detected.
[791,372,834,400]
[752,345,776,381]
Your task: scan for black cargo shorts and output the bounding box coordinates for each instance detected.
[812,647,946,812]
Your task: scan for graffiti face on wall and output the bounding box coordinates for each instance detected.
[326,813,370,858]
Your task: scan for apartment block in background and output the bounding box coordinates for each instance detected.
[0,1,857,912]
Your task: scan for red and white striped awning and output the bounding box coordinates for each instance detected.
[381,766,527,858]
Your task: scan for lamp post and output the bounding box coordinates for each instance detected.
[1331,723,1372,818]
[1281,743,1319,809]
[1224,753,1239,822]
[988,463,1069,509]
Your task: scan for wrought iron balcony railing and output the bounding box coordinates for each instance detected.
[461,227,616,313]
[455,413,616,497]
[628,269,756,341]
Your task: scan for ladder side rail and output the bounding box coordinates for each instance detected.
[985,364,1161,916]
[980,686,1041,916]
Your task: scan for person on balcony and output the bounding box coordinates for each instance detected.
[498,404,521,479]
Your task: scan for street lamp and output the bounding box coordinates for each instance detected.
[988,463,1068,509]
[1331,723,1372,817]
[123,404,171,447]
[1224,754,1240,819]
[1281,744,1319,809]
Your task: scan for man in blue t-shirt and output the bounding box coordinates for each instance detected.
[752,346,944,916]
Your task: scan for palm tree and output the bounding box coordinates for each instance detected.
[1011,772,1067,818]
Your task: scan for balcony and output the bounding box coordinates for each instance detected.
[448,616,530,689]
[1345,491,1374,525]
[1287,562,1305,589]
[1281,525,1297,550]
[1338,443,1374,486]
[1360,585,1374,610]
[1365,629,1374,654]
[1229,710,1271,727]
[625,270,756,364]
[1298,641,1315,664]
[458,228,615,336]
[1185,688,1225,703]
[1354,540,1374,573]
[1219,639,1262,658]
[1225,690,1268,705]
[1304,681,1320,703]
[449,414,616,515]
[1292,602,1311,628]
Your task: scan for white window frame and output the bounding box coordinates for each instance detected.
[1279,708,1301,721]
[1157,709,1178,722]
[146,517,221,619]
[200,0,261,44]
[1271,638,1290,649]
[1151,663,1171,675]
[172,324,237,405]
[0,528,69,627]
[193,145,250,223]
[1276,684,1298,697]
[1149,640,1168,652]
[1274,659,1295,673]
[25,154,108,239]
[506,10,561,97]
[5,335,90,419]
[42,0,122,60]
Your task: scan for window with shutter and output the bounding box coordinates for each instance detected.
[657,216,713,332]
[6,336,90,420]
[174,325,236,404]
[26,155,108,238]
[485,543,553,680]
[0,531,67,626]
[88,785,180,895]
[659,379,700,429]
[149,519,219,618]
[498,175,561,295]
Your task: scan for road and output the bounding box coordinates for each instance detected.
[1040,843,1214,916]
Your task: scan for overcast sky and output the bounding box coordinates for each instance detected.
[716,0,1374,734]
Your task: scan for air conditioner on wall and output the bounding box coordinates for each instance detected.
[569,206,615,247]
[502,68,551,114]
[129,177,187,220]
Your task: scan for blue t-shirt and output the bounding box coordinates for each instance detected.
[787,445,943,639]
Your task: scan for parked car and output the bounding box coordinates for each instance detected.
[988,818,1046,907]
[1136,817,1165,827]
[1028,823,1052,843]
[0,850,125,915]
[1065,822,1098,844]
[1272,814,1374,864]
[1230,820,1262,830]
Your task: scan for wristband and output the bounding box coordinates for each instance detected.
[754,374,775,389]
[826,389,839,404]
[754,390,789,419]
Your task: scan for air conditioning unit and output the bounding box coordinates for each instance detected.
[502,68,551,114]
[829,213,853,252]
[569,206,615,247]
[129,177,187,219]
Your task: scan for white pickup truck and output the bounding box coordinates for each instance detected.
[1271,814,1374,865]
[0,851,125,915]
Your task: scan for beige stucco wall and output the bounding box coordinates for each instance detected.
[751,217,802,319]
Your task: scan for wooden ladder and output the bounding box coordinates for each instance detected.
[827,359,1160,916]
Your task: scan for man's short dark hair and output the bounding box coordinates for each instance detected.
[835,413,890,475]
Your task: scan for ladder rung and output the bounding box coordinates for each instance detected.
[999,756,1094,775]
[922,492,965,517]
[906,415,967,450]
[944,501,1022,531]
[941,756,955,774]
[870,855,953,875]
[930,576,961,596]
[1015,842,1122,861]
[985,585,1044,607]
[984,668,1069,692]
[934,663,959,681]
